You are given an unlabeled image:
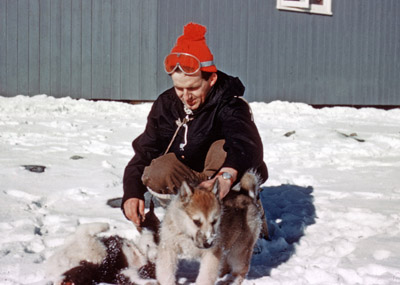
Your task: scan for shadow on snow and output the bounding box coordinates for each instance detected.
[248,184,316,279]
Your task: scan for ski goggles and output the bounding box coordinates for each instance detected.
[164,53,214,75]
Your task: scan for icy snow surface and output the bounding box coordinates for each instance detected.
[0,95,400,284]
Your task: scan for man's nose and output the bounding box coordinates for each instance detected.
[183,90,191,99]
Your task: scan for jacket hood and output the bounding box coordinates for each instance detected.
[193,71,245,115]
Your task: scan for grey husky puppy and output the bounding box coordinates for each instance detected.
[156,171,263,285]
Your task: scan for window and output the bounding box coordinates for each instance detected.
[277,0,332,16]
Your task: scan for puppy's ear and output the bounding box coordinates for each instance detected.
[180,181,193,202]
[211,178,220,198]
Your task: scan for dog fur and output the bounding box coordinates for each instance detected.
[46,202,160,285]
[156,171,263,285]
[46,222,110,282]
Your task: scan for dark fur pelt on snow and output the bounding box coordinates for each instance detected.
[61,236,155,285]
[47,202,159,285]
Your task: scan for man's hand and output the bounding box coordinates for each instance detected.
[123,198,145,227]
[200,167,238,199]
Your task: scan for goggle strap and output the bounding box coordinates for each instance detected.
[200,60,214,67]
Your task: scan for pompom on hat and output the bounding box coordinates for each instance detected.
[170,22,217,73]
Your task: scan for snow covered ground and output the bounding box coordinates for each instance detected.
[0,95,399,284]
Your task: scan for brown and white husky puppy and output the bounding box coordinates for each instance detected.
[156,171,263,285]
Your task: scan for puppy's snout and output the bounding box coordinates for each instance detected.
[195,231,216,249]
[204,232,217,248]
[203,240,214,249]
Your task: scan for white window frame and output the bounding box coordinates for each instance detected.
[277,0,333,16]
[281,0,310,9]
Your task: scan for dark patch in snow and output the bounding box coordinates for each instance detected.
[70,155,85,160]
[336,131,366,142]
[284,131,296,137]
[107,192,162,209]
[106,198,122,208]
[22,165,46,173]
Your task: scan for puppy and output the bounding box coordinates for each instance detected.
[156,171,263,285]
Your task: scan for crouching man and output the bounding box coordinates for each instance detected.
[122,22,268,235]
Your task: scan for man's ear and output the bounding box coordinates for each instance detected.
[209,72,218,87]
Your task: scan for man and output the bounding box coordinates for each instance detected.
[122,22,268,228]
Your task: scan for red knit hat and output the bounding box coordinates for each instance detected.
[170,22,217,73]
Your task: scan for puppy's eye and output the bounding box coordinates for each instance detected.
[193,219,202,227]
[211,219,218,226]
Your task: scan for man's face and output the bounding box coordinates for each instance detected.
[171,71,217,111]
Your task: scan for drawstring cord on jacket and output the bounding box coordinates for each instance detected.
[180,119,190,151]
[164,105,193,155]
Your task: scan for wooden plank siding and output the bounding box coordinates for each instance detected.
[0,0,158,100]
[156,0,400,105]
[0,0,7,95]
[0,0,399,105]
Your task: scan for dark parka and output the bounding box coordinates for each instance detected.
[122,71,268,204]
